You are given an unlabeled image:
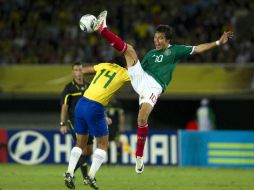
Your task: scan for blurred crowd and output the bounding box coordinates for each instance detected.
[0,0,253,64]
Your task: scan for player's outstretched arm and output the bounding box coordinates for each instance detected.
[82,65,96,74]
[218,31,234,45]
[194,31,234,54]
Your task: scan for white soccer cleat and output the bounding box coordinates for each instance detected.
[135,156,144,174]
[93,10,107,33]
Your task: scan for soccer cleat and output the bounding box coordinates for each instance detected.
[64,172,75,189]
[88,176,99,189]
[135,156,144,174]
[83,176,89,185]
[93,10,107,33]
[84,176,97,186]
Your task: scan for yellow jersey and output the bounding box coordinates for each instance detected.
[84,63,130,106]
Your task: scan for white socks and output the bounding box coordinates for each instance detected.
[67,147,107,179]
[67,147,82,176]
[88,148,107,179]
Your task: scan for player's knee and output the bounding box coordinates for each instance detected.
[137,111,149,125]
[127,44,134,51]
[85,146,93,156]
[97,139,109,151]
[76,143,85,150]
[137,117,148,126]
[125,44,138,64]
[127,45,136,56]
[76,139,86,150]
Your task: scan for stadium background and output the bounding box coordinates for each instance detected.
[0,0,254,189]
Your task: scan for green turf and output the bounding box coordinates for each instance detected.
[0,164,253,190]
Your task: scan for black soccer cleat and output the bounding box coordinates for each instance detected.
[83,176,89,185]
[64,172,75,189]
[88,177,99,190]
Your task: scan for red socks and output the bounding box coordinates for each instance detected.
[136,124,149,157]
[100,28,127,53]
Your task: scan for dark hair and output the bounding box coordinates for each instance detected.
[72,61,82,69]
[108,56,127,68]
[155,24,173,40]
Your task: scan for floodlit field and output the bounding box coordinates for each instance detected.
[0,164,253,190]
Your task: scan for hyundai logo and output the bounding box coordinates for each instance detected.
[8,130,50,165]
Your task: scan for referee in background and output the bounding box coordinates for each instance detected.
[59,61,93,185]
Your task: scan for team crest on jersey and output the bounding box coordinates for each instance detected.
[164,49,171,56]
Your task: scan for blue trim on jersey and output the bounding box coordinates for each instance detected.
[74,97,108,137]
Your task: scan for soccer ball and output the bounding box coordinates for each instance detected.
[79,14,97,33]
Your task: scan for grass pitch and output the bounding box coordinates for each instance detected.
[0,164,253,190]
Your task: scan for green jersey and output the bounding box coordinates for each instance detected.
[141,44,194,91]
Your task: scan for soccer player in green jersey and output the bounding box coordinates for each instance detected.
[88,10,233,174]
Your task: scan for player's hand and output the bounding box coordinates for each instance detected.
[60,126,68,134]
[106,117,112,125]
[219,31,234,45]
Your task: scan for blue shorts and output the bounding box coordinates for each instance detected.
[74,97,108,137]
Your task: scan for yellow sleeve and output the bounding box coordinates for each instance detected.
[94,64,102,71]
[124,71,130,82]
[94,63,112,71]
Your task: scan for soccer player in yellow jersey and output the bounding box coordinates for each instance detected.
[64,57,129,189]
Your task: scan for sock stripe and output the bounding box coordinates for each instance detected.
[137,124,148,128]
[120,43,127,53]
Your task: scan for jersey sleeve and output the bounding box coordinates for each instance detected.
[94,63,109,71]
[60,85,70,105]
[123,70,130,82]
[175,45,194,60]
[94,64,102,71]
